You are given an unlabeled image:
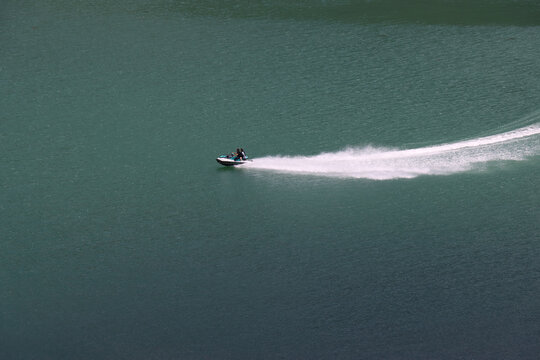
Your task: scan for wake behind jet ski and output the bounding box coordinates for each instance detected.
[216,148,250,166]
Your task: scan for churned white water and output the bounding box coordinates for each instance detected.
[246,123,540,180]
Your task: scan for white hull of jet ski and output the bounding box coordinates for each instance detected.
[216,156,250,166]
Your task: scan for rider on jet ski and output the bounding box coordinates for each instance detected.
[234,148,247,161]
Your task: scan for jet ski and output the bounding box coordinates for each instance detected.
[216,154,250,166]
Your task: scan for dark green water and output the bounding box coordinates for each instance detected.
[2,1,539,358]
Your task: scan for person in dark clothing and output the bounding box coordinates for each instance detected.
[240,148,246,160]
[234,148,241,161]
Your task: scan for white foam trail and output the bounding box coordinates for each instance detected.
[245,123,540,180]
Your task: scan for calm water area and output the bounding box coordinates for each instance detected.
[2,1,539,358]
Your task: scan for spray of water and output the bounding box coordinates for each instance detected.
[244,122,540,180]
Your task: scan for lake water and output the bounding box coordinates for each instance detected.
[2,0,539,358]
